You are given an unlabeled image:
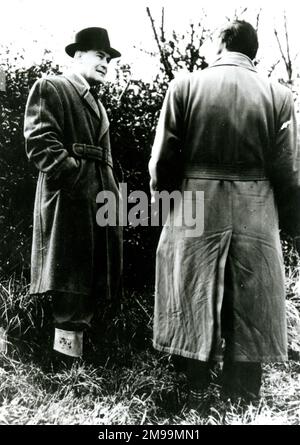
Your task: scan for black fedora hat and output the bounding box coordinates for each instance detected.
[65,27,121,59]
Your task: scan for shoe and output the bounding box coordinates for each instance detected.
[49,350,83,372]
[220,385,261,405]
[185,388,207,411]
[221,361,262,404]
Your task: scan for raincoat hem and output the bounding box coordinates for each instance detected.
[153,342,288,363]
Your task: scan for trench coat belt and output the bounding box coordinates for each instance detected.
[72,143,113,169]
[183,163,268,181]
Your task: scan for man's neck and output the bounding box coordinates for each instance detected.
[74,71,91,90]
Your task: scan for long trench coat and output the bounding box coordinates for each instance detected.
[149,52,300,362]
[24,72,122,301]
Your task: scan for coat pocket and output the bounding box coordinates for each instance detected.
[44,158,83,194]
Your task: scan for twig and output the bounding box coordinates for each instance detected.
[233,7,248,20]
[189,23,195,71]
[146,7,174,81]
[256,8,262,31]
[161,7,165,43]
[283,11,292,81]
[239,7,248,17]
[117,77,132,103]
[274,29,288,70]
[135,298,151,322]
[268,59,281,77]
[274,24,292,82]
[197,10,209,50]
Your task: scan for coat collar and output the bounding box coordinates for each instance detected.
[64,71,101,119]
[210,52,257,72]
[63,71,109,142]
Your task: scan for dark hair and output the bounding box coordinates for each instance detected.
[219,20,258,60]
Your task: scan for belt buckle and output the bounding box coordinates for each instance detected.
[72,143,85,158]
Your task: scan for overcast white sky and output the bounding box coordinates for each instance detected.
[0,0,299,81]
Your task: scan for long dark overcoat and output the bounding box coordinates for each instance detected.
[149,52,300,363]
[24,72,122,300]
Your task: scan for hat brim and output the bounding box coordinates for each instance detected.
[65,43,121,59]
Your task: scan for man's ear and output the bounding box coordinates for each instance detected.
[74,50,83,60]
[217,39,226,55]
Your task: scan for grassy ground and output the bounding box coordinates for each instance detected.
[0,348,299,425]
[0,255,300,425]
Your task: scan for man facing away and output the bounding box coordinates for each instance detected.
[24,27,122,363]
[149,20,300,404]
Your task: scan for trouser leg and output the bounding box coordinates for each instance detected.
[171,355,210,390]
[186,358,211,390]
[222,361,262,400]
[52,292,95,358]
[171,356,211,408]
[220,258,262,400]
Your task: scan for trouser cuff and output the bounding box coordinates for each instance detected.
[53,328,83,358]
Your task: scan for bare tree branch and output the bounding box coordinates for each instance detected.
[274,29,287,65]
[283,11,292,80]
[197,11,208,50]
[190,23,195,47]
[274,29,288,70]
[233,7,248,20]
[146,7,174,80]
[189,23,195,72]
[268,59,281,77]
[161,7,165,43]
[293,51,300,62]
[256,8,262,31]
[274,13,293,83]
[240,7,248,17]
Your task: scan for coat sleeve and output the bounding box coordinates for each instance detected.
[269,87,300,238]
[24,77,79,180]
[148,79,184,194]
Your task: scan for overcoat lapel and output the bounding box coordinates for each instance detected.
[83,89,101,119]
[64,72,100,119]
[64,72,110,141]
[97,100,109,143]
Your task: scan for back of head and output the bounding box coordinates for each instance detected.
[219,20,258,60]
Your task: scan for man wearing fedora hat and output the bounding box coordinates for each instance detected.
[24,27,123,363]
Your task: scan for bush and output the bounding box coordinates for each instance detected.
[0,56,61,279]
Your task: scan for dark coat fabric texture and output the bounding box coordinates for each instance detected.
[149,52,300,362]
[24,72,122,301]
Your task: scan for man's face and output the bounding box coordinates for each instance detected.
[76,49,111,85]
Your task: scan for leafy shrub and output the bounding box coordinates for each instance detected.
[0,56,61,278]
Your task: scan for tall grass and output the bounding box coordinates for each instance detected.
[0,239,299,425]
